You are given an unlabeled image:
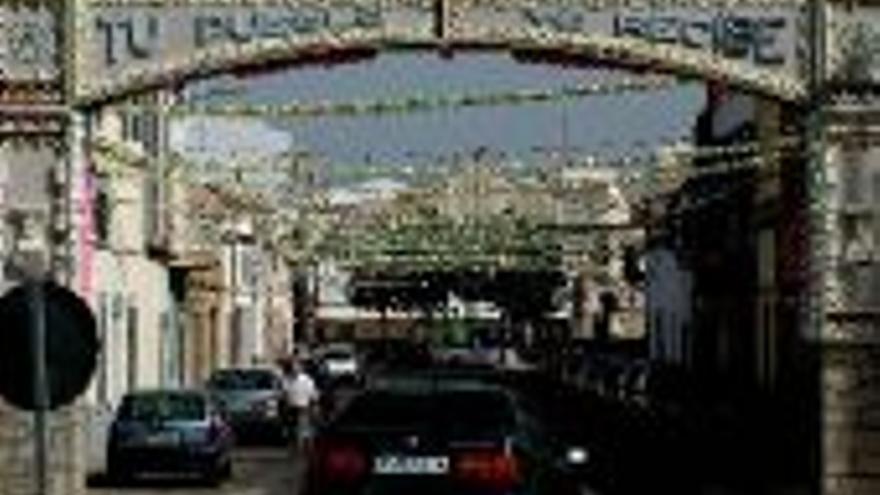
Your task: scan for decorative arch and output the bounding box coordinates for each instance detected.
[74,0,807,104]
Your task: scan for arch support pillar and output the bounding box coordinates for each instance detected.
[817,107,880,495]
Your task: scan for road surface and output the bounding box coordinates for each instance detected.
[87,447,304,495]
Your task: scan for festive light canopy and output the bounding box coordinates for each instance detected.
[85,60,804,271]
[169,76,679,118]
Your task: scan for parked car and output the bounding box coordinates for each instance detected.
[206,367,289,442]
[106,389,233,485]
[301,374,589,495]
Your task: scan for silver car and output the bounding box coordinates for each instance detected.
[206,367,290,443]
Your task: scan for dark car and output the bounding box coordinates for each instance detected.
[301,375,589,495]
[106,389,233,485]
[205,367,290,442]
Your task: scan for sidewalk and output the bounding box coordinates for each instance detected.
[84,404,114,476]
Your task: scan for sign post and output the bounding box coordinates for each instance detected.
[0,281,99,495]
[28,281,49,495]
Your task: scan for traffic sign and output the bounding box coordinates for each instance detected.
[0,282,98,411]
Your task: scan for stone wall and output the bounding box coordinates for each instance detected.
[823,345,880,495]
[0,400,85,495]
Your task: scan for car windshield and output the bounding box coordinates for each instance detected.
[118,393,206,421]
[208,370,278,390]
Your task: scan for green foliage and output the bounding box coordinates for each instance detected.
[348,266,566,324]
[326,191,569,322]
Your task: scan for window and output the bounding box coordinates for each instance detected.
[238,246,262,293]
[122,112,159,153]
[208,370,280,391]
[142,176,157,242]
[652,311,664,360]
[119,393,206,421]
[97,292,110,403]
[127,305,139,391]
[339,389,515,433]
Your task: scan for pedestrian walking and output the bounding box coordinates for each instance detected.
[284,360,320,455]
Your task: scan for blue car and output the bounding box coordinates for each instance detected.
[107,389,234,485]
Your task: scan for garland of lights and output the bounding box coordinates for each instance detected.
[168,76,679,118]
[91,134,801,192]
[89,128,804,271]
[322,152,794,271]
[312,147,796,265]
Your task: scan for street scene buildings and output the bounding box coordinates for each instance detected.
[2,1,880,495]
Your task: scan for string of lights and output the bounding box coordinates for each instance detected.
[88,77,805,270]
[318,153,802,272]
[174,145,796,262]
[168,76,680,118]
[91,130,801,187]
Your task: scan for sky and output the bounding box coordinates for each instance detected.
[173,51,707,186]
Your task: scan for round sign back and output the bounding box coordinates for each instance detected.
[0,282,98,411]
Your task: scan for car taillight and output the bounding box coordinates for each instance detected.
[315,440,368,484]
[454,450,520,491]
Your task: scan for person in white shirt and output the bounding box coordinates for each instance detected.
[285,360,319,452]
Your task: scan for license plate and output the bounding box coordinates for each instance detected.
[145,431,180,446]
[374,455,449,475]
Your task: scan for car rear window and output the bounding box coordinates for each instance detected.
[208,369,278,390]
[119,394,206,421]
[324,351,353,360]
[339,389,515,432]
